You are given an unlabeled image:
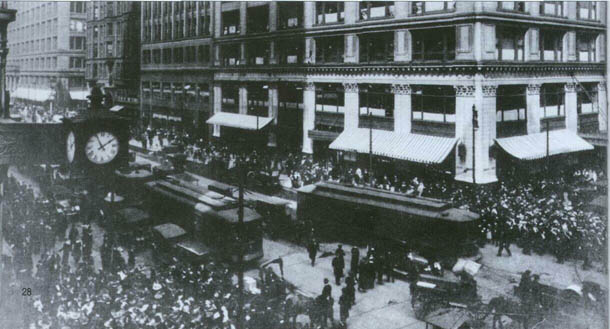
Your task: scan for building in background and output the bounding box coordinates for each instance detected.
[140,1,213,136]
[145,1,604,183]
[6,1,88,107]
[86,1,140,117]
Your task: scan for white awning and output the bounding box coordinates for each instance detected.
[206,112,274,130]
[11,88,53,102]
[109,105,124,112]
[495,129,594,160]
[152,113,182,122]
[329,128,458,164]
[70,90,89,101]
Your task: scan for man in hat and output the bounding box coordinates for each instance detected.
[332,255,344,285]
[322,278,332,300]
[339,287,350,325]
[307,238,319,267]
[350,246,360,276]
[496,223,512,257]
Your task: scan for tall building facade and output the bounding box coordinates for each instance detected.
[86,1,140,114]
[6,1,88,104]
[141,1,607,183]
[140,1,213,134]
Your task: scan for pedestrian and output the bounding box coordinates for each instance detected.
[307,238,319,267]
[350,246,360,276]
[73,240,82,264]
[496,227,512,257]
[339,287,350,325]
[322,278,332,300]
[332,256,343,285]
[61,241,71,268]
[384,250,395,283]
[345,275,356,307]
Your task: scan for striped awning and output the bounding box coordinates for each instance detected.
[329,128,458,164]
[206,112,274,130]
[495,129,594,160]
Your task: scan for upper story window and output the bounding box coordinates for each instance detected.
[277,38,304,64]
[279,2,303,29]
[247,4,269,34]
[198,45,210,64]
[174,47,184,64]
[70,1,84,13]
[577,83,598,114]
[412,28,456,62]
[577,33,596,62]
[496,28,524,61]
[222,84,239,113]
[412,1,455,15]
[577,2,597,21]
[222,43,241,66]
[247,41,270,65]
[497,86,526,123]
[162,48,171,64]
[359,32,394,63]
[152,49,161,64]
[247,85,268,117]
[142,50,151,65]
[540,30,564,61]
[315,36,344,64]
[316,2,344,25]
[540,1,563,17]
[199,2,211,36]
[359,2,394,20]
[498,2,526,13]
[222,10,240,35]
[70,20,85,32]
[315,83,344,113]
[540,84,565,118]
[412,86,456,123]
[359,84,394,118]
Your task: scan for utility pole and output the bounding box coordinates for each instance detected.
[236,153,245,329]
[546,119,550,176]
[472,105,478,185]
[0,164,9,309]
[369,112,373,186]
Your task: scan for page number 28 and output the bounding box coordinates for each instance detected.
[21,288,31,296]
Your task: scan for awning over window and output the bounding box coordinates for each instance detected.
[206,112,274,130]
[11,88,53,102]
[152,113,182,122]
[495,129,594,160]
[329,128,458,164]
[69,91,89,101]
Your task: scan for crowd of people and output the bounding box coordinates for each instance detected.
[134,127,608,269]
[10,101,80,123]
[1,174,346,329]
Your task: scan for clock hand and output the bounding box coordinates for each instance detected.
[98,138,116,150]
[94,134,103,148]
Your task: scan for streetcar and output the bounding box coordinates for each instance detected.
[144,174,264,262]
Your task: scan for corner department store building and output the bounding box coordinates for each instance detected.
[140,1,607,184]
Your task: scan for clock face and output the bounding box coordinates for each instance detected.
[86,131,119,165]
[66,131,76,163]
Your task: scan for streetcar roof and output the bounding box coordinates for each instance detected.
[176,240,212,256]
[152,223,187,240]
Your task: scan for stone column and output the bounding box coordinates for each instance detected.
[302,82,316,154]
[565,83,578,132]
[193,84,200,129]
[394,30,412,62]
[394,2,410,18]
[343,82,359,131]
[303,2,315,28]
[269,40,277,65]
[239,84,248,115]
[480,85,498,182]
[526,84,541,134]
[598,82,607,132]
[269,2,277,32]
[214,2,222,38]
[344,34,358,63]
[240,2,247,36]
[305,37,315,64]
[268,83,279,147]
[0,26,7,119]
[454,85,476,183]
[240,42,246,65]
[392,84,411,133]
[213,83,222,137]
[344,2,358,24]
